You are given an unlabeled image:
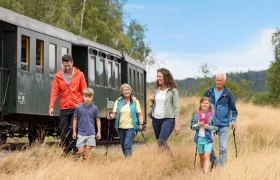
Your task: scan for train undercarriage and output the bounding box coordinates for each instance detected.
[0,114,59,145]
[0,113,118,145]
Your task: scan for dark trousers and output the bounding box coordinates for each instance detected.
[152,117,175,150]
[60,108,76,154]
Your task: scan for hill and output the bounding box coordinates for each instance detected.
[148,70,267,96]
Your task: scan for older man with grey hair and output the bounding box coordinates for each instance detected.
[204,72,238,167]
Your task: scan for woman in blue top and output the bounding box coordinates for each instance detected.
[190,96,218,174]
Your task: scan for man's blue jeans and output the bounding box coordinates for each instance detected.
[211,126,229,166]
[118,128,135,157]
[152,118,175,149]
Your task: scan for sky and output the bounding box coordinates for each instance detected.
[123,0,280,82]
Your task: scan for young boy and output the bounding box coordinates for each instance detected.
[72,88,101,160]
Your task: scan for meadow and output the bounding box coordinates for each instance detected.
[1,96,280,180]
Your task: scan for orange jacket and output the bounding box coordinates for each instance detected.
[49,67,87,110]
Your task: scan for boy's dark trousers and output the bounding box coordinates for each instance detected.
[60,109,76,154]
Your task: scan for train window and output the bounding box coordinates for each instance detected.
[89,55,96,85]
[134,70,137,93]
[89,49,98,55]
[108,61,113,87]
[98,51,107,59]
[61,47,68,57]
[36,39,44,74]
[115,63,120,88]
[137,71,140,94]
[49,43,57,74]
[21,35,30,71]
[129,68,132,85]
[140,73,144,95]
[109,55,114,60]
[98,58,105,86]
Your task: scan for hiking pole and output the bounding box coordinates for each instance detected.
[105,112,112,157]
[233,128,238,158]
[167,145,174,159]
[140,129,148,147]
[194,147,197,167]
[161,143,174,158]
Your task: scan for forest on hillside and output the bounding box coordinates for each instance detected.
[149,70,267,96]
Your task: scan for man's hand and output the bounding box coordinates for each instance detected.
[72,132,77,139]
[96,132,101,140]
[231,122,236,129]
[49,109,54,116]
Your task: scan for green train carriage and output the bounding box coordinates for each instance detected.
[72,37,147,141]
[0,7,146,144]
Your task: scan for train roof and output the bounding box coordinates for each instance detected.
[0,7,76,43]
[123,54,146,70]
[0,7,146,71]
[74,36,122,58]
[74,37,145,70]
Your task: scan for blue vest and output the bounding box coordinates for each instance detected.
[115,96,139,134]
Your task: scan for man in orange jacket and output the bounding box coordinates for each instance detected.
[49,54,87,154]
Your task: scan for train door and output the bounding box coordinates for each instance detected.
[0,21,17,143]
[0,21,16,119]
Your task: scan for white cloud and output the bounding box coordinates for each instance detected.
[146,29,275,82]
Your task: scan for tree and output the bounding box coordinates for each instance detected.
[266,59,280,105]
[195,63,252,100]
[195,63,215,96]
[0,0,153,63]
[117,19,152,63]
[265,30,280,106]
[225,79,252,100]
[272,29,280,59]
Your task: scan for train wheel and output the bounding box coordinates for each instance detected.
[28,122,36,144]
[0,133,7,145]
[36,127,46,144]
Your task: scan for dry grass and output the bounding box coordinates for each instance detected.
[1,97,280,179]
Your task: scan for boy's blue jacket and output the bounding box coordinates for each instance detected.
[190,112,218,143]
[204,86,238,127]
[115,96,139,134]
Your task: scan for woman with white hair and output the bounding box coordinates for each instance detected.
[107,83,143,157]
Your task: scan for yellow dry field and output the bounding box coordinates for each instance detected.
[1,96,280,180]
